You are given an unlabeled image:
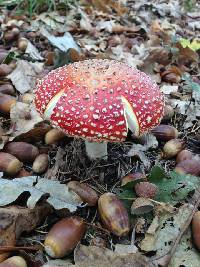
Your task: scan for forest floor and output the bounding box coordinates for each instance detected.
[0,0,200,266]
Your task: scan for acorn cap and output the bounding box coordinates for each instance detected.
[34,59,164,142]
[131,197,154,215]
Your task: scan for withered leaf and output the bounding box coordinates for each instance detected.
[0,176,82,211]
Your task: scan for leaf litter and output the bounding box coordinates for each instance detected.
[0,0,200,266]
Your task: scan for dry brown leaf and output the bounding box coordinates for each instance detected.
[0,204,51,262]
[90,0,127,16]
[176,43,199,65]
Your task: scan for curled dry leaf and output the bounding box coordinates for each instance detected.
[0,204,51,262]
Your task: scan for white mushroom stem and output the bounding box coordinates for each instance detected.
[85,141,108,160]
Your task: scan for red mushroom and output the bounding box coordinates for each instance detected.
[34,59,164,159]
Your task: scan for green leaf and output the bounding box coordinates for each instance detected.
[180,38,200,51]
[149,167,200,204]
[149,165,168,181]
[121,178,145,190]
[117,189,136,200]
[117,189,136,210]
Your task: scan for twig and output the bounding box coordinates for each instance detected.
[0,245,42,252]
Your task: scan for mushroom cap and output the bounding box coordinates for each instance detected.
[34,59,164,142]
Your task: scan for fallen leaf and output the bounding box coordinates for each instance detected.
[127,135,158,168]
[10,102,43,137]
[0,204,51,262]
[74,245,153,267]
[149,166,200,204]
[7,60,43,94]
[128,144,151,168]
[25,40,44,61]
[168,228,200,266]
[161,84,178,95]
[140,204,192,256]
[0,176,82,211]
[89,0,127,16]
[79,8,93,32]
[180,38,200,51]
[40,28,81,53]
[114,244,138,255]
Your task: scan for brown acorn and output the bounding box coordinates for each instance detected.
[4,142,39,163]
[176,149,193,164]
[175,159,200,176]
[135,182,158,199]
[32,153,49,174]
[0,152,23,175]
[98,193,130,236]
[45,129,66,145]
[161,105,174,122]
[0,64,13,76]
[68,181,99,206]
[192,211,200,250]
[162,139,185,158]
[151,125,178,141]
[0,94,16,114]
[44,216,86,258]
[0,84,15,96]
[0,256,27,267]
[18,38,28,52]
[121,172,147,186]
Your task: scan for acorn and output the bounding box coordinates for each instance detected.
[45,129,66,145]
[131,197,154,215]
[4,142,39,163]
[0,94,16,115]
[162,139,185,158]
[3,31,17,42]
[0,152,23,176]
[0,64,13,77]
[68,181,99,206]
[0,256,27,267]
[121,172,147,186]
[32,153,49,174]
[151,125,178,141]
[44,216,86,258]
[161,105,174,122]
[0,84,15,96]
[192,211,200,250]
[135,182,158,199]
[175,159,200,176]
[176,149,193,164]
[45,51,55,66]
[98,193,130,236]
[18,37,28,52]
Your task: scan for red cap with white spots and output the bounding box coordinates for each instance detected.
[34,59,164,142]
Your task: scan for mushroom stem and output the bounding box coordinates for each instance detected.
[85,141,108,160]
